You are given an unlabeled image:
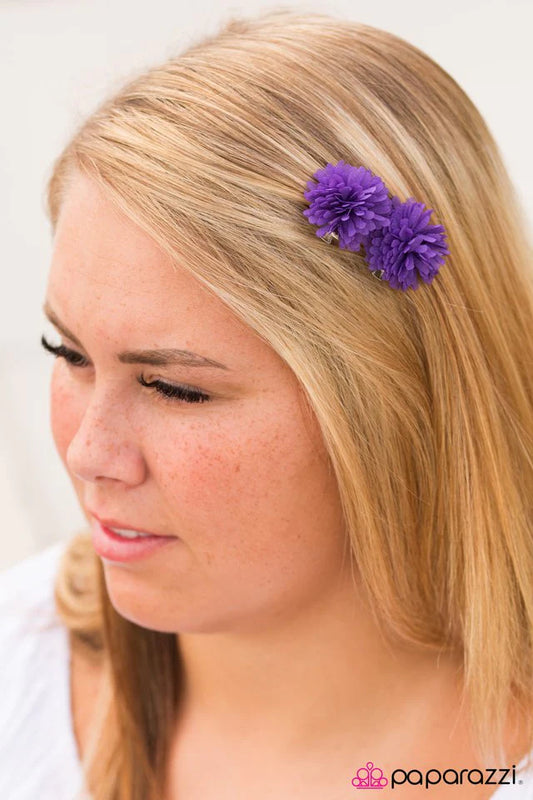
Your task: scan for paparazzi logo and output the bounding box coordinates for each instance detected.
[351,760,523,790]
[352,762,388,789]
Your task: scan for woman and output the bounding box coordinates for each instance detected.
[1,8,532,800]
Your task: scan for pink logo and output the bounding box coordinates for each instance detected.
[352,761,389,789]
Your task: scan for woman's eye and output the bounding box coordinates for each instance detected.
[41,335,88,367]
[137,375,210,404]
[40,334,211,405]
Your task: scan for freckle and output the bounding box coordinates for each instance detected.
[234,463,241,473]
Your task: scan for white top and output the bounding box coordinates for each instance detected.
[0,541,89,800]
[1,542,533,799]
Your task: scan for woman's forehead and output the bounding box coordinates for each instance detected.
[46,175,290,379]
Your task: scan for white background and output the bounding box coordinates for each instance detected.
[1,0,531,570]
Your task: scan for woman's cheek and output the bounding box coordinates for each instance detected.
[49,367,82,467]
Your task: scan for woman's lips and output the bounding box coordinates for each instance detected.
[90,517,179,563]
[89,510,177,538]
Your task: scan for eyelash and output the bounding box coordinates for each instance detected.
[40,335,211,405]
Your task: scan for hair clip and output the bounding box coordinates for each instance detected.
[303,160,449,291]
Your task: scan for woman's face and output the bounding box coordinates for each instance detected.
[44,173,349,634]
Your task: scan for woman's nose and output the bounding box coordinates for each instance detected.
[65,390,147,485]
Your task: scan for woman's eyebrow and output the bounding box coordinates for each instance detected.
[42,301,231,371]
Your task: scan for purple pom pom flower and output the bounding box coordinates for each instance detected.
[303,160,392,252]
[365,196,449,290]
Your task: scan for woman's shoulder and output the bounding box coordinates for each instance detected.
[0,540,87,800]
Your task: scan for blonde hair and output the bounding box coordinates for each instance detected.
[47,8,533,798]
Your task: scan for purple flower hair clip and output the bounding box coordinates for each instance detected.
[302,160,449,291]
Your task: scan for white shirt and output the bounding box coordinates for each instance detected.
[1,541,533,799]
[0,541,88,800]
